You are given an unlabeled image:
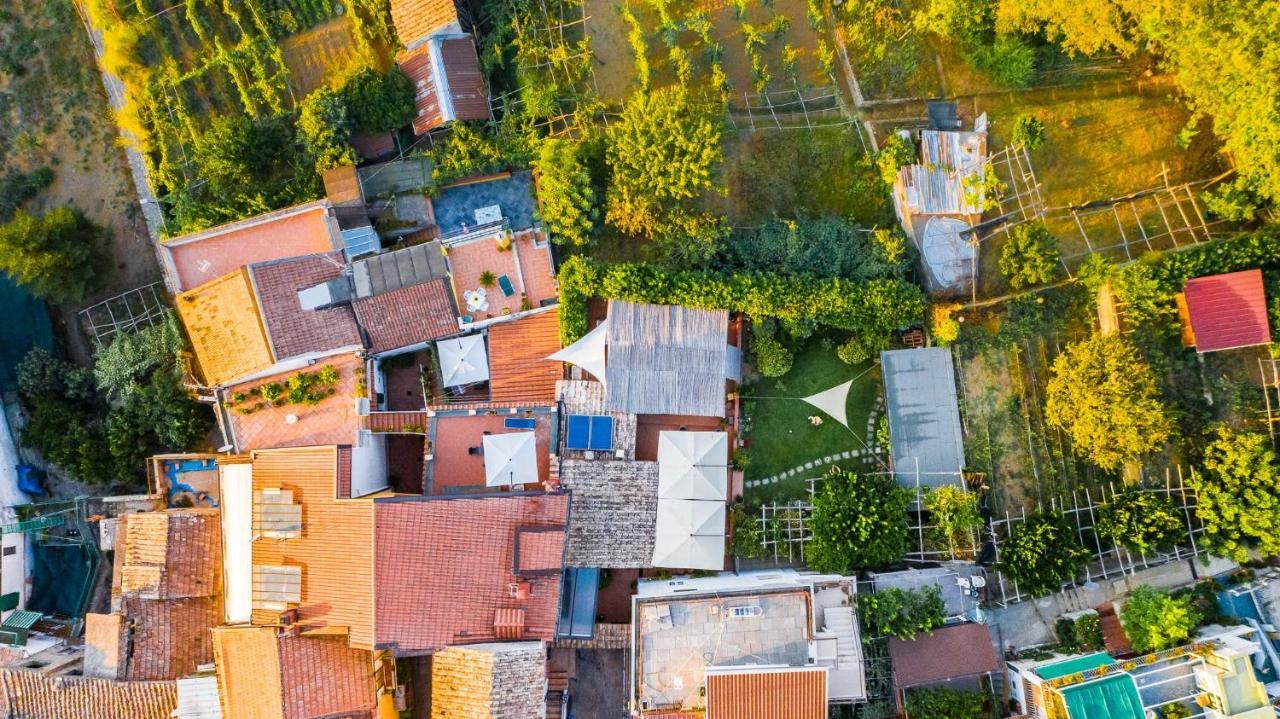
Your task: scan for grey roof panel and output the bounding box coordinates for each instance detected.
[881,347,966,487]
[603,300,730,417]
[351,240,448,298]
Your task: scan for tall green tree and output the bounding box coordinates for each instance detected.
[1120,585,1200,653]
[1190,426,1280,561]
[858,586,947,640]
[999,221,1060,289]
[1095,487,1187,555]
[339,67,416,133]
[0,206,110,304]
[998,511,1090,596]
[1044,334,1172,470]
[807,468,910,572]
[605,85,725,259]
[534,138,599,247]
[297,87,357,173]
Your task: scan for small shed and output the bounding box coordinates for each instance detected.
[1182,269,1271,353]
[887,622,999,709]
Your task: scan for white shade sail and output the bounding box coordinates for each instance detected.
[652,498,726,569]
[801,379,854,429]
[547,319,608,383]
[483,431,539,487]
[437,334,490,387]
[657,431,728,500]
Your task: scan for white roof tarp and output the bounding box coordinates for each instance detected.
[547,319,608,384]
[656,431,728,501]
[437,333,490,387]
[801,379,854,429]
[651,498,725,570]
[483,431,539,487]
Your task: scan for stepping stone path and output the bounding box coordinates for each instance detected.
[742,394,890,489]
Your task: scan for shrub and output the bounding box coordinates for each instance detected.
[1190,426,1280,561]
[970,35,1037,88]
[1055,616,1079,652]
[1120,585,1200,653]
[0,167,54,222]
[430,122,504,187]
[1010,114,1047,150]
[1075,612,1103,650]
[338,67,415,134]
[876,133,916,185]
[94,312,187,399]
[717,218,913,282]
[931,303,962,345]
[1095,487,1187,555]
[297,87,356,173]
[753,335,793,377]
[1200,177,1263,222]
[0,206,111,304]
[730,503,767,559]
[923,485,982,559]
[859,586,947,640]
[18,348,97,405]
[997,511,1090,597]
[534,138,600,247]
[903,686,987,719]
[808,468,910,572]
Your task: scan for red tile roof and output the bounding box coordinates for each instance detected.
[353,278,458,354]
[1184,269,1272,352]
[249,253,363,359]
[373,493,569,655]
[886,622,999,689]
[162,202,338,291]
[0,670,177,719]
[487,309,563,406]
[118,595,221,681]
[113,509,221,600]
[705,667,828,719]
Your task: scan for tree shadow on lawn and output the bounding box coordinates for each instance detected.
[740,337,881,508]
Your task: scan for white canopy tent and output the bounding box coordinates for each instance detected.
[482,431,539,487]
[546,319,608,383]
[651,498,726,570]
[437,334,490,387]
[656,431,728,500]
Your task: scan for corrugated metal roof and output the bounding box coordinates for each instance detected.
[1184,269,1271,352]
[881,347,966,487]
[351,240,448,297]
[174,674,222,719]
[897,130,987,217]
[604,301,730,417]
[401,45,445,134]
[441,37,490,122]
[705,667,827,719]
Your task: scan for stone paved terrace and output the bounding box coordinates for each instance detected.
[635,589,811,713]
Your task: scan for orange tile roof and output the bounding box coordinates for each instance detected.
[225,354,362,452]
[113,509,222,600]
[352,278,458,354]
[213,627,378,719]
[373,493,568,655]
[0,670,177,719]
[177,269,275,387]
[486,309,562,406]
[163,202,338,292]
[705,667,828,719]
[119,596,221,681]
[430,642,546,718]
[249,446,376,647]
[390,0,459,47]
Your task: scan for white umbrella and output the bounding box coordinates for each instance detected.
[547,319,608,384]
[657,431,728,500]
[483,431,539,487]
[651,499,726,569]
[437,334,489,387]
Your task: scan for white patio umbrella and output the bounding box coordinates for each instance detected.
[437,334,489,387]
[651,498,726,569]
[656,431,728,501]
[483,431,539,487]
[546,319,608,384]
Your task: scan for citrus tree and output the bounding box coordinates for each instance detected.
[808,468,910,572]
[1120,585,1200,653]
[1190,426,1280,561]
[998,511,1090,597]
[1095,487,1187,555]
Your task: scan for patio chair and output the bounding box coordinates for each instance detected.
[497,274,515,297]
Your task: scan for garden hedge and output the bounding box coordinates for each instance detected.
[556,255,927,346]
[1145,232,1280,292]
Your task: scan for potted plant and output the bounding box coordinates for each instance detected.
[479,270,497,288]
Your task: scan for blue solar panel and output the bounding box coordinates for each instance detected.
[504,417,537,430]
[565,415,590,450]
[589,415,614,451]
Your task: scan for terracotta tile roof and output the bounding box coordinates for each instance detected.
[1184,269,1272,352]
[705,668,827,719]
[225,354,362,452]
[440,37,489,122]
[213,627,377,719]
[353,278,458,354]
[119,595,221,681]
[0,670,177,719]
[886,622,999,690]
[373,493,569,654]
[514,526,565,576]
[249,253,362,360]
[163,201,339,292]
[487,309,562,406]
[390,0,459,48]
[430,642,546,719]
[249,447,376,647]
[113,509,221,600]
[177,269,275,387]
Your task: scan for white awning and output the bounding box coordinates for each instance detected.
[652,498,726,570]
[219,463,254,624]
[483,431,539,487]
[437,334,489,387]
[657,431,728,501]
[547,319,608,384]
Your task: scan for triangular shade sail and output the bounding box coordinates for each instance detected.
[483,431,539,487]
[651,498,726,570]
[547,319,608,383]
[657,431,728,500]
[801,379,854,429]
[437,334,490,387]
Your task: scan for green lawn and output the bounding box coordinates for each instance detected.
[740,338,881,506]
